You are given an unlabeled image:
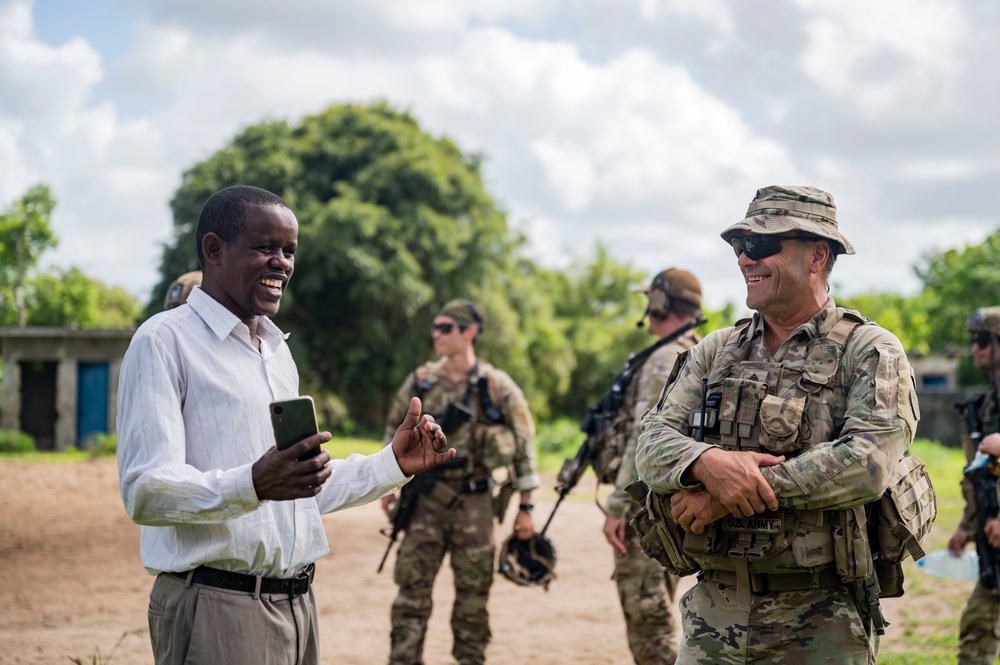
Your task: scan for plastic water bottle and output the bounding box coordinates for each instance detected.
[917,550,980,581]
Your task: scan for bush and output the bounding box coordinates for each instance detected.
[83,432,117,456]
[536,418,582,456]
[0,429,36,453]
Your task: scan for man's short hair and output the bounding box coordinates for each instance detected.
[195,185,290,267]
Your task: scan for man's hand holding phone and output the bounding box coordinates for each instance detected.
[253,433,334,501]
[253,396,332,501]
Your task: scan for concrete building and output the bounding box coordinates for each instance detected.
[0,327,134,451]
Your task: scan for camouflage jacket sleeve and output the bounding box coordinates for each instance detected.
[636,330,731,494]
[491,367,541,492]
[607,341,684,517]
[758,324,919,510]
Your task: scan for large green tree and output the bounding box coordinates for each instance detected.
[0,184,58,327]
[157,102,574,428]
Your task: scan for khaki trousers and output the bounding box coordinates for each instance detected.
[148,571,320,665]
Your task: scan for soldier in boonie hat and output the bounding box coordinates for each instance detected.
[720,185,855,256]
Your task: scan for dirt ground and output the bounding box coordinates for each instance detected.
[0,457,922,665]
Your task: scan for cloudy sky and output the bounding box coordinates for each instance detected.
[2,0,998,311]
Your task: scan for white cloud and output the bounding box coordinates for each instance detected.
[795,0,969,116]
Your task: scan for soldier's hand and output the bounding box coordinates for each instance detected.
[979,433,1000,457]
[987,519,1000,549]
[380,493,396,517]
[670,489,728,534]
[603,516,627,554]
[948,527,970,555]
[252,433,333,501]
[514,510,535,540]
[390,397,457,476]
[689,447,784,517]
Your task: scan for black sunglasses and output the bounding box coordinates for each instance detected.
[730,234,823,261]
[971,332,995,348]
[432,322,467,335]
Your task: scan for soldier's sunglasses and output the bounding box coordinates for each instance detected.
[730,234,823,261]
[971,332,995,348]
[432,322,467,335]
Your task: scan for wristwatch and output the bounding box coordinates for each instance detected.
[518,503,534,513]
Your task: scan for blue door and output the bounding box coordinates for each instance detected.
[77,362,109,446]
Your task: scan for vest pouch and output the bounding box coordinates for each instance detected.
[877,454,937,564]
[874,558,905,598]
[831,506,873,582]
[625,481,700,576]
[425,480,463,509]
[476,423,516,469]
[758,394,807,455]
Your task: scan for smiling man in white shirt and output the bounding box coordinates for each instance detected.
[118,184,455,665]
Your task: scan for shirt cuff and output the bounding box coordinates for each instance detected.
[515,473,541,492]
[225,463,262,513]
[374,443,409,488]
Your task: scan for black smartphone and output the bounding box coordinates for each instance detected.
[270,396,321,461]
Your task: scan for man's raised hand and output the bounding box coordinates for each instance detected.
[391,397,457,476]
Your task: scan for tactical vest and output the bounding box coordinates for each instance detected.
[412,362,511,476]
[675,307,869,578]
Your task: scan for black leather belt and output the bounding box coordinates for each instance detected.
[170,563,315,597]
[703,567,843,594]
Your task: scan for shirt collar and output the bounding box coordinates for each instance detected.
[187,286,290,345]
[745,296,837,342]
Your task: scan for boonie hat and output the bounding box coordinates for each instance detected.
[967,307,1000,335]
[720,185,855,256]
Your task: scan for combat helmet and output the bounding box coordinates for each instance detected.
[497,533,557,590]
[967,307,1000,336]
[164,271,202,310]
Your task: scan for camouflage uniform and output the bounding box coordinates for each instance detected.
[957,307,1000,665]
[607,331,700,664]
[636,296,919,665]
[384,358,539,665]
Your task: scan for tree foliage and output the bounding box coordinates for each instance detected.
[25,268,141,329]
[157,102,580,427]
[915,230,1000,353]
[0,185,140,330]
[0,184,58,326]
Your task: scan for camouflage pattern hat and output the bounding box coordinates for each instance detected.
[163,270,202,310]
[720,185,855,256]
[437,299,485,330]
[967,307,1000,335]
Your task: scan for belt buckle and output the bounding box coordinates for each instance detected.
[749,573,769,595]
[291,564,314,597]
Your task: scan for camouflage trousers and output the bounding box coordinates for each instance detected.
[958,581,1000,664]
[676,577,878,664]
[613,519,679,665]
[389,490,495,665]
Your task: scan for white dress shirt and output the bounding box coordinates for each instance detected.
[118,287,408,577]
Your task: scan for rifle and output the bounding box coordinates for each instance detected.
[542,317,703,534]
[960,336,1000,595]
